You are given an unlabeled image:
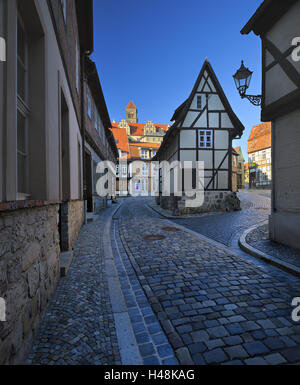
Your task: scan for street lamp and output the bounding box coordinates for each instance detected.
[233,61,262,106]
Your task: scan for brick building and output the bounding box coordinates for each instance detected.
[232,148,239,192]
[247,122,272,189]
[234,147,245,189]
[111,102,169,196]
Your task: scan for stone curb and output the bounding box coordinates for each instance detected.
[103,202,143,365]
[238,222,300,278]
[147,203,221,220]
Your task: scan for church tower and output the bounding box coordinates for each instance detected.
[126,101,138,124]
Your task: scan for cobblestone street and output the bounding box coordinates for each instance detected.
[27,206,121,365]
[27,193,300,365]
[119,195,300,365]
[169,190,271,248]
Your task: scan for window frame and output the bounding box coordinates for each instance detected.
[198,129,213,149]
[197,95,203,110]
[17,14,30,199]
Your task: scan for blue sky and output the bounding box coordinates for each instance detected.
[92,0,263,161]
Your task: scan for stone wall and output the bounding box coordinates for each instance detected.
[60,200,84,252]
[158,191,241,215]
[0,204,60,365]
[94,196,107,214]
[67,200,84,251]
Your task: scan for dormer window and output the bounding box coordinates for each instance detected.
[197,95,203,110]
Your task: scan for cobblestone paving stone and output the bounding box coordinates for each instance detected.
[111,219,178,365]
[119,198,300,365]
[27,208,121,365]
[246,224,300,269]
[168,191,271,247]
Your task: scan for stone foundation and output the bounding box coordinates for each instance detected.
[0,204,60,365]
[94,196,107,214]
[60,200,84,251]
[158,191,241,215]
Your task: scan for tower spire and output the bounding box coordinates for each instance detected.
[126,101,138,123]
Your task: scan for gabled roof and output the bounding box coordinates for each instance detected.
[111,122,169,137]
[129,142,161,149]
[155,59,245,160]
[248,122,272,154]
[126,101,137,110]
[241,0,297,36]
[173,59,244,137]
[110,127,130,156]
[129,145,141,159]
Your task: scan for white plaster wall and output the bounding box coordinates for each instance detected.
[208,94,224,111]
[180,130,196,148]
[190,93,206,110]
[265,1,300,106]
[266,1,300,53]
[183,110,199,127]
[273,107,300,213]
[215,130,229,149]
[265,64,297,106]
[221,113,233,129]
[198,150,212,169]
[35,0,82,201]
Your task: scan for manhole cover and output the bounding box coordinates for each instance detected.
[162,227,181,232]
[144,235,166,241]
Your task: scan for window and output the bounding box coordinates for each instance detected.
[199,130,213,149]
[60,0,67,23]
[121,164,127,176]
[142,163,149,177]
[17,16,29,197]
[197,95,203,110]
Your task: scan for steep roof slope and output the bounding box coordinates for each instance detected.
[248,122,272,154]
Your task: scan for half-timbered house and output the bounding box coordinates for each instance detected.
[154,59,244,214]
[242,0,300,250]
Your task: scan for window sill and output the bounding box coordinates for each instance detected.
[0,199,62,213]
